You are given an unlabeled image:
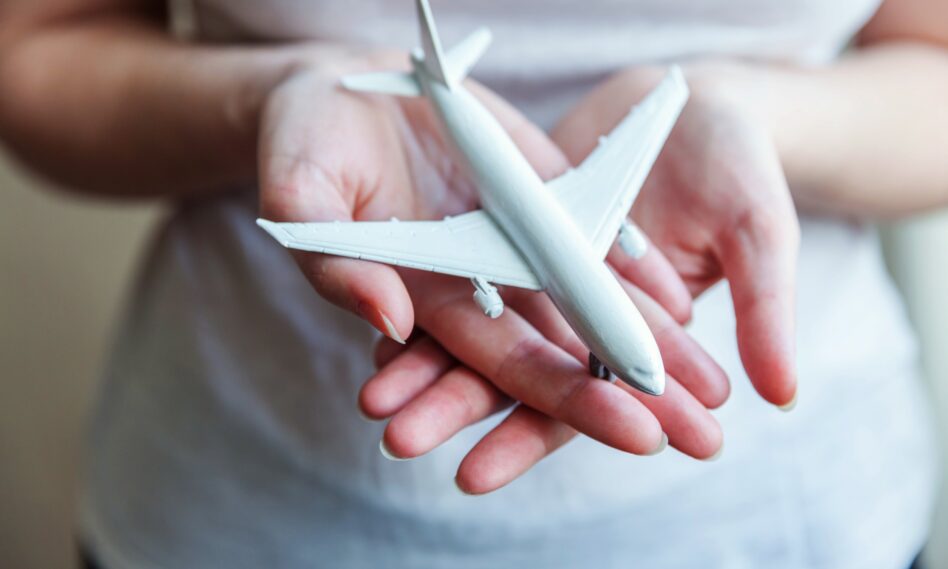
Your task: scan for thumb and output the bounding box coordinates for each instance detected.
[259,153,415,344]
[716,208,799,408]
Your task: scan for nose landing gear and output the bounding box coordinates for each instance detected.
[589,352,614,382]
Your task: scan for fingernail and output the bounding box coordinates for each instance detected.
[359,302,406,345]
[379,439,409,461]
[703,441,724,462]
[380,313,406,345]
[454,478,473,496]
[647,432,668,456]
[777,391,798,412]
[357,405,375,422]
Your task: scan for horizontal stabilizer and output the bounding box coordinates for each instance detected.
[340,71,421,97]
[445,27,492,84]
[343,2,492,93]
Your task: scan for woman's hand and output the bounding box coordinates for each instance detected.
[259,54,729,494]
[363,266,728,494]
[552,66,800,408]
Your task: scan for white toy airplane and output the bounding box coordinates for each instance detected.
[257,0,689,396]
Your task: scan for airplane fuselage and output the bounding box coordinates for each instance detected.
[415,58,665,394]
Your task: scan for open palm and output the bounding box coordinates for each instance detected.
[259,56,729,495]
[553,67,800,408]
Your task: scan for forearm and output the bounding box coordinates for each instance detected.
[699,43,948,218]
[0,15,318,198]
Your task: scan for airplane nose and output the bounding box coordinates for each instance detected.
[620,365,666,396]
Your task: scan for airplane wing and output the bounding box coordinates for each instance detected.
[547,67,689,259]
[257,210,543,290]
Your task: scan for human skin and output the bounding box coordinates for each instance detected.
[1,0,947,494]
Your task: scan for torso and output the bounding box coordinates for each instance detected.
[79,2,938,568]
[193,0,880,126]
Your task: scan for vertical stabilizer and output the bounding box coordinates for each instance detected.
[416,0,452,87]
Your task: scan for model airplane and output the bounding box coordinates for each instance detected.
[257,0,689,396]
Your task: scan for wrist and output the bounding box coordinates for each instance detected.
[680,59,812,178]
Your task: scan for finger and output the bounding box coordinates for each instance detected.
[509,281,729,410]
[608,229,693,325]
[618,377,722,459]
[503,292,588,360]
[382,366,512,459]
[621,281,731,410]
[456,381,721,496]
[373,336,411,369]
[408,276,663,456]
[259,79,421,342]
[260,152,415,344]
[359,337,454,419]
[456,376,720,495]
[456,405,576,495]
[716,211,799,407]
[457,381,722,495]
[508,289,723,458]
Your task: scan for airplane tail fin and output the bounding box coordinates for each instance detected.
[416,0,450,86]
[341,0,492,96]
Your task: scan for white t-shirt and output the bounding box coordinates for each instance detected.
[80,1,938,568]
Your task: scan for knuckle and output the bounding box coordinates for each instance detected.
[494,335,550,390]
[733,206,777,238]
[727,205,792,253]
[553,377,597,420]
[443,370,483,423]
[299,254,333,290]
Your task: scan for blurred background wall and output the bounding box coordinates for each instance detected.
[884,216,948,567]
[0,149,161,569]
[1,141,947,569]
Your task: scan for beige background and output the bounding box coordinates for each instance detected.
[1,144,947,568]
[0,150,160,568]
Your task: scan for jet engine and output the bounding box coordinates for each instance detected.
[471,277,504,319]
[618,220,648,259]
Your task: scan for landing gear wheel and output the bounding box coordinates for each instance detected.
[588,352,613,381]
